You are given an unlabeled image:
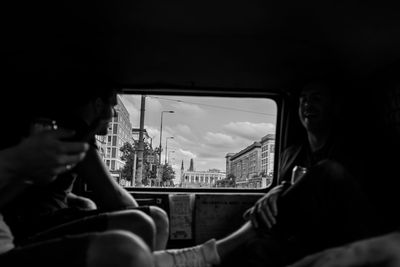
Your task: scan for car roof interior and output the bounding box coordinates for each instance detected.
[5,1,399,156]
[5,0,400,95]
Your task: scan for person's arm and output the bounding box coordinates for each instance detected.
[67,192,97,210]
[243,184,286,229]
[243,146,298,230]
[0,129,89,209]
[288,232,400,267]
[75,147,138,210]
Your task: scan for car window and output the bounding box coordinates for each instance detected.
[96,93,277,189]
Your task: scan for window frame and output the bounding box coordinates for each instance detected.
[118,87,284,194]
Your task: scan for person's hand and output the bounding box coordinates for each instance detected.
[67,193,97,210]
[10,129,89,185]
[288,232,400,267]
[244,184,286,229]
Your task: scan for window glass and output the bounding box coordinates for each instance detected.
[111,160,115,170]
[96,93,277,189]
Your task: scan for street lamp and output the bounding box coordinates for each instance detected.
[165,137,174,164]
[157,111,174,185]
[158,111,174,165]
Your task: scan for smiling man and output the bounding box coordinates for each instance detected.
[234,79,376,267]
[297,81,338,154]
[277,80,343,185]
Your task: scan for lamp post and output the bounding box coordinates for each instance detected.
[165,137,174,164]
[135,95,146,187]
[157,111,174,183]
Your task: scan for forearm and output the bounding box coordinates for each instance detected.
[67,192,97,210]
[77,148,138,210]
[90,178,138,209]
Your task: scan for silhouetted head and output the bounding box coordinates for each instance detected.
[298,81,338,134]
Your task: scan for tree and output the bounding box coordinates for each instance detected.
[216,173,236,188]
[120,141,157,186]
[120,142,135,184]
[227,173,236,180]
[161,163,175,186]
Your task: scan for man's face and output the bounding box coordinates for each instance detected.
[298,83,334,133]
[95,92,117,136]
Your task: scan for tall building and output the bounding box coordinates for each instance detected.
[96,95,132,181]
[260,134,275,176]
[228,142,262,188]
[225,153,235,176]
[226,134,275,188]
[180,159,225,188]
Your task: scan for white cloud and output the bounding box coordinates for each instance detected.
[175,124,193,136]
[203,132,235,147]
[223,122,275,141]
[119,95,163,128]
[146,97,163,115]
[171,102,205,117]
[175,135,195,146]
[179,148,197,159]
[146,127,159,139]
[197,149,225,159]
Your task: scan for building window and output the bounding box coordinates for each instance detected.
[270,144,275,153]
[111,160,115,170]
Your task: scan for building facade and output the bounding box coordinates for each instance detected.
[260,134,275,176]
[228,142,261,188]
[226,134,275,188]
[180,160,225,188]
[96,96,132,181]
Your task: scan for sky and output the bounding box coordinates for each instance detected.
[120,94,277,182]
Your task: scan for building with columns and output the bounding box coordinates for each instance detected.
[180,159,225,188]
